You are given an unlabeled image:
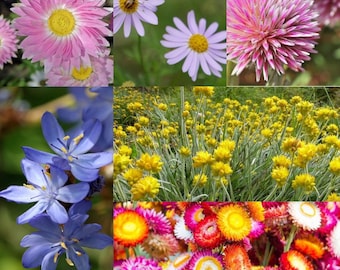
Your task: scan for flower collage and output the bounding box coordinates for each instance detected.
[1,0,114,269]
[113,0,340,269]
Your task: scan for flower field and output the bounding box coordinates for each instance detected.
[113,201,340,269]
[114,86,340,201]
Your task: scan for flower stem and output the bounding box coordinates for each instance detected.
[138,36,150,85]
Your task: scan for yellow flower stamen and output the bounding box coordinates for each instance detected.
[188,34,208,53]
[71,66,93,81]
[119,0,139,13]
[48,9,75,36]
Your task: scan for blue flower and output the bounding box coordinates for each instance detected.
[20,202,112,270]
[22,111,112,181]
[0,159,89,224]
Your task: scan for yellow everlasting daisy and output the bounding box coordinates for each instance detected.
[131,176,160,200]
[114,210,149,247]
[217,204,252,241]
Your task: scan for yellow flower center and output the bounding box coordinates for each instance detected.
[228,212,245,229]
[188,34,209,53]
[173,254,191,267]
[71,66,93,81]
[300,202,316,217]
[48,9,75,36]
[196,256,222,270]
[123,221,138,233]
[119,0,139,13]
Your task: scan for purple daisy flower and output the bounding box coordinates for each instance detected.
[22,111,112,182]
[313,0,340,26]
[113,0,165,37]
[120,256,161,270]
[0,159,89,224]
[161,10,226,81]
[0,15,18,69]
[227,0,320,82]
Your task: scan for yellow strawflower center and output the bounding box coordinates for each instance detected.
[48,9,75,36]
[228,212,245,229]
[300,202,316,217]
[188,34,209,53]
[196,256,223,270]
[72,66,93,81]
[119,0,139,13]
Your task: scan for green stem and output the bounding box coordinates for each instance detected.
[284,225,298,252]
[138,36,150,85]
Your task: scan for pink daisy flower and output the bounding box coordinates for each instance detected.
[113,0,165,37]
[136,206,172,235]
[11,0,111,68]
[120,256,161,270]
[0,15,18,70]
[161,10,226,81]
[46,53,113,86]
[227,0,320,82]
[313,0,340,26]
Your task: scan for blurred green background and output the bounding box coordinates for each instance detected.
[0,88,112,270]
[114,0,226,86]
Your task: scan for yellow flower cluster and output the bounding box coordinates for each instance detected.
[114,87,340,201]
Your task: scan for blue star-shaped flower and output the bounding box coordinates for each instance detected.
[0,159,89,224]
[20,201,112,270]
[22,111,112,181]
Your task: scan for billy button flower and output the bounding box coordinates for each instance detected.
[193,151,213,168]
[23,112,112,182]
[292,173,316,194]
[329,156,340,175]
[136,153,163,173]
[131,175,160,200]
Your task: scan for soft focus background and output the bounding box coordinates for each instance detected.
[114,0,226,86]
[0,88,112,270]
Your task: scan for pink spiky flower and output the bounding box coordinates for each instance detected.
[227,0,320,82]
[11,0,112,69]
[0,15,18,70]
[313,0,340,26]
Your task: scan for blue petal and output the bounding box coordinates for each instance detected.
[57,183,89,203]
[69,200,92,216]
[22,244,52,268]
[17,200,48,224]
[29,214,60,233]
[41,112,65,147]
[0,185,40,203]
[51,156,71,170]
[76,152,112,168]
[70,119,102,155]
[80,233,113,249]
[69,247,90,270]
[41,249,60,270]
[46,200,69,224]
[49,165,68,188]
[21,159,46,187]
[20,233,51,247]
[22,147,56,165]
[70,164,99,182]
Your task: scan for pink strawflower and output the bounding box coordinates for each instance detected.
[227,0,320,82]
[113,0,165,37]
[46,53,113,86]
[120,256,161,270]
[0,15,17,70]
[136,206,172,235]
[161,10,226,81]
[11,0,111,68]
[313,0,340,26]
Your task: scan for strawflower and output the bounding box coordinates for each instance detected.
[161,10,226,81]
[227,0,320,82]
[131,175,160,200]
[113,0,165,37]
[120,257,161,270]
[186,250,224,270]
[0,159,89,224]
[0,15,18,69]
[288,202,321,231]
[113,209,149,247]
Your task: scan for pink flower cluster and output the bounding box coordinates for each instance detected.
[0,0,113,86]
